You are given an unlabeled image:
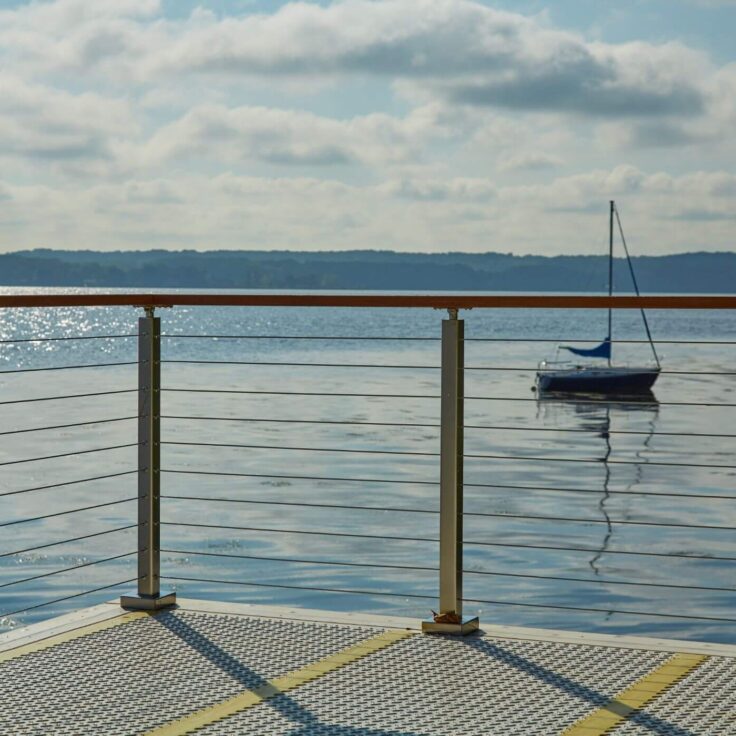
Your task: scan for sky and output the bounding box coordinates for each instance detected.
[0,0,735,256]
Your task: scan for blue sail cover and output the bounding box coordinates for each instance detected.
[562,337,611,359]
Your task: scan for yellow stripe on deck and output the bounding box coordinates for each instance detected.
[144,628,416,736]
[0,611,151,664]
[563,652,708,735]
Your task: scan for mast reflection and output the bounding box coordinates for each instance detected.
[536,391,659,577]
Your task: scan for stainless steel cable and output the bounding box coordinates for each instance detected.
[461,597,736,623]
[163,359,439,370]
[162,521,437,544]
[161,495,732,529]
[161,469,736,500]
[161,493,439,515]
[461,451,736,469]
[162,468,437,486]
[466,337,736,345]
[165,387,437,399]
[162,358,736,376]
[0,361,137,374]
[466,366,736,375]
[160,333,736,346]
[160,575,736,623]
[160,414,736,438]
[0,525,136,559]
[162,334,439,341]
[463,480,736,501]
[0,389,136,406]
[162,441,438,458]
[463,538,736,561]
[161,494,436,515]
[0,334,137,344]
[0,498,137,528]
[0,470,138,498]
[463,568,736,593]
[161,440,734,469]
[164,387,736,407]
[0,552,138,590]
[0,416,137,437]
[160,549,736,593]
[161,549,437,573]
[468,394,736,408]
[162,522,734,560]
[163,575,429,601]
[162,415,440,430]
[463,510,736,530]
[0,443,138,467]
[0,578,138,619]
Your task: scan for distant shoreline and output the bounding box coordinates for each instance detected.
[1,248,734,293]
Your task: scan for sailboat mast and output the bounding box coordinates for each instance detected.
[608,200,613,366]
[613,203,661,369]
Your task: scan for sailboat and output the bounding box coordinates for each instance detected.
[535,201,661,395]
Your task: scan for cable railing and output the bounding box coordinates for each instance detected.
[0,327,139,624]
[162,358,736,377]
[0,293,735,640]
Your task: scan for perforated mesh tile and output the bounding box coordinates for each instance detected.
[0,611,378,736]
[611,655,736,736]
[200,634,671,736]
[3,608,732,736]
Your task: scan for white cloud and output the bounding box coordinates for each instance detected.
[496,167,736,247]
[0,73,137,169]
[140,104,445,168]
[378,177,496,202]
[0,0,160,28]
[0,0,716,121]
[0,0,162,79]
[139,1,711,122]
[1,168,733,255]
[0,1,733,257]
[498,152,564,172]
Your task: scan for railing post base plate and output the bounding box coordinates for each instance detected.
[120,592,177,611]
[421,616,479,636]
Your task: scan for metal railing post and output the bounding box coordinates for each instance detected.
[423,308,478,635]
[121,307,176,611]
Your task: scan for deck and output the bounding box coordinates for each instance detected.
[3,294,736,734]
[2,598,734,736]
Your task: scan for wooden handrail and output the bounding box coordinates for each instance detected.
[0,293,734,310]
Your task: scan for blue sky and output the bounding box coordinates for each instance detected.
[0,0,734,255]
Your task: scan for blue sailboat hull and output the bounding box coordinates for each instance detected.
[536,366,660,395]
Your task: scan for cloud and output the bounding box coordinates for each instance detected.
[670,209,736,221]
[0,2,733,257]
[596,63,736,150]
[498,152,563,172]
[141,104,444,168]
[0,0,716,122]
[124,180,185,205]
[0,73,137,168]
[498,167,736,233]
[379,177,496,202]
[141,1,709,120]
[0,0,162,79]
[2,167,733,255]
[608,121,709,148]
[0,0,160,28]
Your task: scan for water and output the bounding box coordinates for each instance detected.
[1,287,734,643]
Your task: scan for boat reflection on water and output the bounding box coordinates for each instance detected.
[536,391,659,584]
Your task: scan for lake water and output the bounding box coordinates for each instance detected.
[1,287,734,643]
